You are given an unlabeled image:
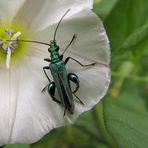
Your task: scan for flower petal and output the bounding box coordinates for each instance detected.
[33,8,110,65]
[0,0,26,22]
[13,0,93,31]
[0,67,21,144]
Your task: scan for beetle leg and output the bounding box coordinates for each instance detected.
[73,94,84,105]
[60,34,76,59]
[48,82,61,104]
[41,84,48,93]
[42,66,51,92]
[68,73,84,105]
[65,57,96,67]
[43,66,51,82]
[64,34,76,51]
[44,58,51,62]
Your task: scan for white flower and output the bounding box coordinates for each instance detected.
[0,0,110,145]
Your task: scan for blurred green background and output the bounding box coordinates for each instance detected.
[2,0,148,147]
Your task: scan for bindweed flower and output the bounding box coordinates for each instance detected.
[0,0,110,145]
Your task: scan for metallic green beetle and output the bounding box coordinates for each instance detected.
[42,38,82,116]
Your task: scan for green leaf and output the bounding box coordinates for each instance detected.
[114,23,148,55]
[105,0,148,53]
[111,24,148,67]
[103,82,148,147]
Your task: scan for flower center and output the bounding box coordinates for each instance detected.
[0,29,21,68]
[0,22,32,69]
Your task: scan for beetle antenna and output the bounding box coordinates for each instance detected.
[6,39,50,46]
[53,9,70,41]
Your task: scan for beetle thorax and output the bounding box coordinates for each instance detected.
[49,41,60,62]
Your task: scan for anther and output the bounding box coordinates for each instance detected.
[5,29,13,36]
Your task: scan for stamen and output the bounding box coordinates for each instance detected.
[0,39,7,52]
[5,31,21,69]
[6,47,11,69]
[5,29,13,36]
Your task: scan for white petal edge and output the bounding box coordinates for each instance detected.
[13,0,93,31]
